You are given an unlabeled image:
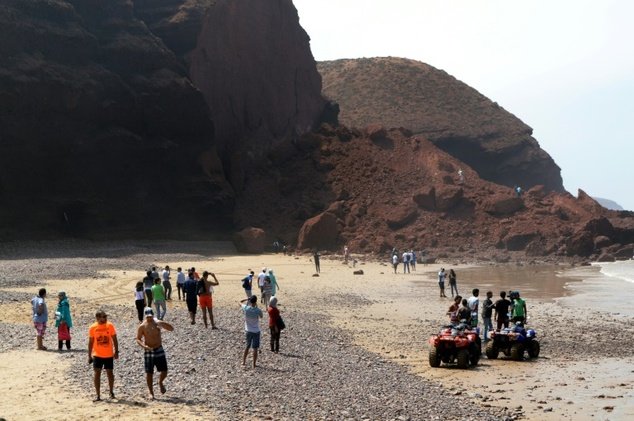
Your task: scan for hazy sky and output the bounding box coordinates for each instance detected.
[293,0,634,210]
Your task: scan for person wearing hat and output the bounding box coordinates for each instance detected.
[88,310,119,401]
[136,307,174,400]
[197,271,219,329]
[55,291,73,351]
[240,295,263,368]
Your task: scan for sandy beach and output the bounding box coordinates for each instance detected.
[1,241,633,420]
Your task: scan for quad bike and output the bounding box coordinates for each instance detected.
[485,323,540,361]
[428,322,481,369]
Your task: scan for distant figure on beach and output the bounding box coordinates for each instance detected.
[258,268,267,302]
[183,271,198,324]
[176,267,186,300]
[162,265,172,301]
[448,269,458,297]
[190,267,200,280]
[143,271,154,308]
[240,295,263,368]
[410,250,417,272]
[344,245,349,264]
[242,270,255,298]
[467,289,480,329]
[392,253,399,274]
[402,251,411,274]
[262,276,273,308]
[447,295,462,325]
[313,251,321,273]
[88,310,119,401]
[136,307,174,400]
[197,271,219,329]
[511,291,527,325]
[493,291,511,330]
[32,288,48,350]
[481,291,494,342]
[458,168,465,184]
[268,296,281,353]
[457,298,471,324]
[438,268,447,297]
[152,278,166,320]
[150,266,159,281]
[268,269,280,297]
[134,282,146,322]
[55,291,73,351]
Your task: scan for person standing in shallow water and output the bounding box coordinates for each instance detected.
[32,288,48,350]
[55,291,73,351]
[136,307,174,400]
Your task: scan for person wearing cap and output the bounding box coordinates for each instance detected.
[197,271,219,329]
[267,296,281,353]
[88,310,119,401]
[136,307,174,400]
[240,295,263,368]
[241,270,255,298]
[55,291,73,351]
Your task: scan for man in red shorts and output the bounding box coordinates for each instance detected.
[197,271,220,329]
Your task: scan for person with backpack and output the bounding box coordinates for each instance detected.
[242,270,254,298]
[268,296,282,353]
[32,288,48,350]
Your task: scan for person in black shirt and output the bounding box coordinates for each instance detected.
[493,291,512,330]
[481,291,494,341]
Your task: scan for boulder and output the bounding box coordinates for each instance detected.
[233,227,266,253]
[297,211,339,250]
[483,195,524,215]
[596,253,616,262]
[413,187,436,210]
[504,233,540,251]
[594,235,612,249]
[386,202,418,229]
[435,186,463,211]
[566,231,595,257]
[614,244,634,260]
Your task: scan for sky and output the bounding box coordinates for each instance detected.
[293,0,634,210]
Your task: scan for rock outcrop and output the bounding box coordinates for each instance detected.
[317,57,564,193]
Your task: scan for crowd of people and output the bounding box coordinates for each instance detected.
[30,264,285,402]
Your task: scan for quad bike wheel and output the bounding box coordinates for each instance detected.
[456,349,470,369]
[528,341,540,358]
[510,343,524,361]
[429,346,441,367]
[485,341,499,359]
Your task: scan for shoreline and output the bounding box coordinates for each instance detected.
[1,241,634,420]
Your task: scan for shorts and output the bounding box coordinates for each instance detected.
[199,294,212,309]
[245,331,261,349]
[438,282,445,289]
[144,346,168,373]
[34,322,47,336]
[186,299,197,313]
[93,356,114,370]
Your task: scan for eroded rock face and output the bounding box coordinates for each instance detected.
[317,57,564,193]
[233,227,266,253]
[188,0,327,188]
[0,0,233,237]
[297,211,339,250]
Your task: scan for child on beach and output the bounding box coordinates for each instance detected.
[447,295,462,325]
[55,291,73,351]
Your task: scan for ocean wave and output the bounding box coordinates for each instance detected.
[595,260,634,284]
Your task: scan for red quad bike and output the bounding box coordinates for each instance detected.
[428,322,481,369]
[485,323,540,361]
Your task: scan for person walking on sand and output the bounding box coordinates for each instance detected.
[448,269,458,297]
[32,288,48,350]
[467,289,480,329]
[493,291,512,330]
[482,291,494,341]
[143,270,154,308]
[257,267,267,302]
[313,251,321,273]
[262,276,273,308]
[240,295,263,368]
[152,278,167,320]
[447,295,462,325]
[134,282,146,322]
[197,271,219,329]
[268,296,281,353]
[137,308,174,400]
[402,250,410,274]
[55,291,73,351]
[176,267,186,300]
[438,268,447,297]
[392,253,399,274]
[268,269,280,297]
[88,310,119,401]
[162,265,172,301]
[410,250,417,272]
[242,270,255,298]
[183,271,198,324]
[344,245,349,264]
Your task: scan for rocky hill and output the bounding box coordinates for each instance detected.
[317,57,564,193]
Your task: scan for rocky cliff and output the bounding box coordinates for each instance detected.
[317,57,564,193]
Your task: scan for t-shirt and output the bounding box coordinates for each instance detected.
[162,270,170,282]
[467,296,479,319]
[438,271,446,283]
[512,298,526,317]
[481,298,493,318]
[258,272,267,288]
[242,275,252,290]
[143,276,154,290]
[494,298,511,318]
[89,321,117,358]
[268,306,280,327]
[152,284,165,301]
[32,297,48,323]
[392,255,398,265]
[176,271,186,285]
[242,304,263,333]
[184,279,197,301]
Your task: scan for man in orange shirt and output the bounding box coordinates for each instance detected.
[88,310,119,401]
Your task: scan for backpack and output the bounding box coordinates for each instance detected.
[276,315,286,330]
[242,276,251,289]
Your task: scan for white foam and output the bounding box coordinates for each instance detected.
[595,260,634,284]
